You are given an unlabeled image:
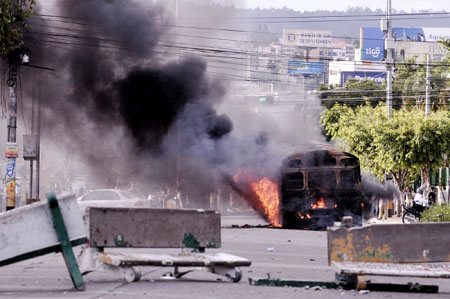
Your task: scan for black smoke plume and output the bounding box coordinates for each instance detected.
[20,0,241,203]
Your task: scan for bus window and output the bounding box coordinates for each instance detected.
[308,171,337,189]
[340,157,359,167]
[340,170,360,188]
[284,172,304,190]
[305,155,336,167]
[287,159,302,168]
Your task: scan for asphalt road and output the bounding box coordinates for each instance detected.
[0,211,448,299]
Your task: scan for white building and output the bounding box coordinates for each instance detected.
[328,60,386,87]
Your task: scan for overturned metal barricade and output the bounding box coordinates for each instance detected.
[79,207,251,282]
[0,193,87,290]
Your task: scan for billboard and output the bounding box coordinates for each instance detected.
[341,71,386,86]
[288,61,324,74]
[283,29,332,47]
[360,27,450,61]
[395,41,448,62]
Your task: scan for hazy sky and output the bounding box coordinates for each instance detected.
[241,0,450,12]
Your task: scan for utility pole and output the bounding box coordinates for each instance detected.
[5,65,18,211]
[425,54,431,117]
[36,85,41,199]
[29,86,35,199]
[382,0,395,119]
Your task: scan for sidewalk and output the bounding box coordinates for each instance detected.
[365,215,404,225]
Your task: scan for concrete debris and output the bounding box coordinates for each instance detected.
[359,290,370,294]
[313,286,323,291]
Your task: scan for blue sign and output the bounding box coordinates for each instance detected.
[6,159,15,180]
[341,71,387,86]
[361,27,426,61]
[288,61,324,74]
[360,27,385,61]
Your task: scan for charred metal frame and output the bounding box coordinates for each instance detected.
[280,147,363,229]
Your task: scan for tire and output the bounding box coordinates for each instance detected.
[402,212,419,223]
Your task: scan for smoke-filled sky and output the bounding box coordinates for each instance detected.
[20,0,325,204]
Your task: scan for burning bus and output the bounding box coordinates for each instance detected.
[280,146,363,228]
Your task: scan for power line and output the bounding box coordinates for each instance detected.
[25,31,450,69]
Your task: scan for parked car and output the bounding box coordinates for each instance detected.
[76,189,150,213]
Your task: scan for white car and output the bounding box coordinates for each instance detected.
[76,189,150,213]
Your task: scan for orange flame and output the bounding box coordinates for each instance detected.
[298,212,311,220]
[311,197,326,209]
[250,178,281,227]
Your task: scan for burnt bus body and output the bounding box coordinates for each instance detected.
[281,148,363,229]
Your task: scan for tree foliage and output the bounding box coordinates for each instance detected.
[320,79,386,109]
[0,0,34,56]
[321,104,450,191]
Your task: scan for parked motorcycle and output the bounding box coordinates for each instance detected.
[401,201,429,223]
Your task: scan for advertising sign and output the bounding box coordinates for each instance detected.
[283,29,332,47]
[288,61,324,74]
[5,158,16,207]
[360,27,385,61]
[341,71,386,86]
[360,27,450,61]
[5,142,19,158]
[395,41,448,62]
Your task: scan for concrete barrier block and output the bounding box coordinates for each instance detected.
[88,208,221,249]
[327,223,450,264]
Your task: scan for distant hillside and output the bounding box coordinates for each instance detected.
[179,3,450,44]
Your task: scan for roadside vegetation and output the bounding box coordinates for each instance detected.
[320,105,450,191]
[320,41,450,190]
[420,204,450,222]
[0,0,35,56]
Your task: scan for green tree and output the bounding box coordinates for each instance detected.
[0,0,34,56]
[321,104,450,191]
[320,79,386,109]
[439,38,450,51]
